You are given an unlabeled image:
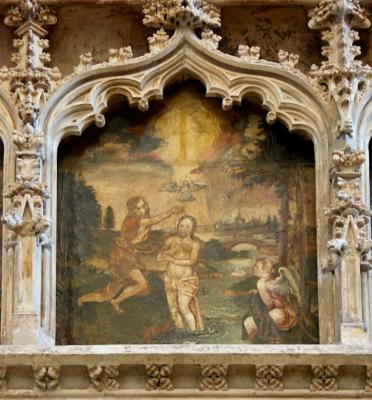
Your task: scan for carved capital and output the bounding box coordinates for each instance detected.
[88,365,120,392]
[200,364,228,391]
[255,365,284,391]
[145,364,173,391]
[310,365,338,391]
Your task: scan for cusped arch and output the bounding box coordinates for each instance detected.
[356,89,372,147]
[0,87,19,149]
[41,30,330,153]
[355,90,372,206]
[43,39,332,345]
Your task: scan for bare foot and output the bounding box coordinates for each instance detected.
[110,300,124,314]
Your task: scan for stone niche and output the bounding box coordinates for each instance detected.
[0,0,370,398]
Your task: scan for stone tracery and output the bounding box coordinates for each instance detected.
[0,0,368,397]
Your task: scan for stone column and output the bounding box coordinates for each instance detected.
[0,0,60,344]
[326,147,371,344]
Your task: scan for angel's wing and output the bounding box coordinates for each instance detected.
[189,180,208,192]
[160,181,181,193]
[266,267,302,306]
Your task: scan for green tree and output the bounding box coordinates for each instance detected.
[228,112,317,342]
[56,171,102,344]
[103,206,115,230]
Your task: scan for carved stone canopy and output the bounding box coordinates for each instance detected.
[0,0,369,398]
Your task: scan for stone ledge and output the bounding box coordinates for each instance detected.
[0,346,370,398]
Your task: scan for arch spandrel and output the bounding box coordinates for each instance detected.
[41,30,330,150]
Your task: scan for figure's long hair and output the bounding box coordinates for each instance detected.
[177,215,197,237]
[126,196,145,217]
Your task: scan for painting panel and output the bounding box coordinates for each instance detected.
[57,83,319,345]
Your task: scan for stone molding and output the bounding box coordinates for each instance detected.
[0,3,368,395]
[0,348,369,397]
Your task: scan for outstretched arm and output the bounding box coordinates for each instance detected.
[142,206,184,227]
[157,237,175,260]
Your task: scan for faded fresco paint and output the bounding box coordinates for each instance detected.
[57,83,319,345]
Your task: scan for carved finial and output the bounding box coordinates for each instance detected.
[278,49,300,70]
[148,28,170,54]
[143,0,221,30]
[200,27,221,51]
[238,45,261,62]
[107,47,133,65]
[308,0,371,137]
[73,52,93,74]
[5,0,57,28]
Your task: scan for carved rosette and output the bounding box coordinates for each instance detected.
[255,365,284,391]
[88,365,120,392]
[308,0,371,137]
[200,364,228,391]
[310,365,338,391]
[145,364,173,391]
[32,366,60,390]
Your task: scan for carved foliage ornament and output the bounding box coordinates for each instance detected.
[1,0,56,250]
[4,0,57,27]
[310,365,338,391]
[88,365,120,392]
[142,0,221,30]
[145,364,173,391]
[32,366,60,390]
[255,365,284,391]
[200,364,228,391]
[326,146,371,272]
[308,0,372,136]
